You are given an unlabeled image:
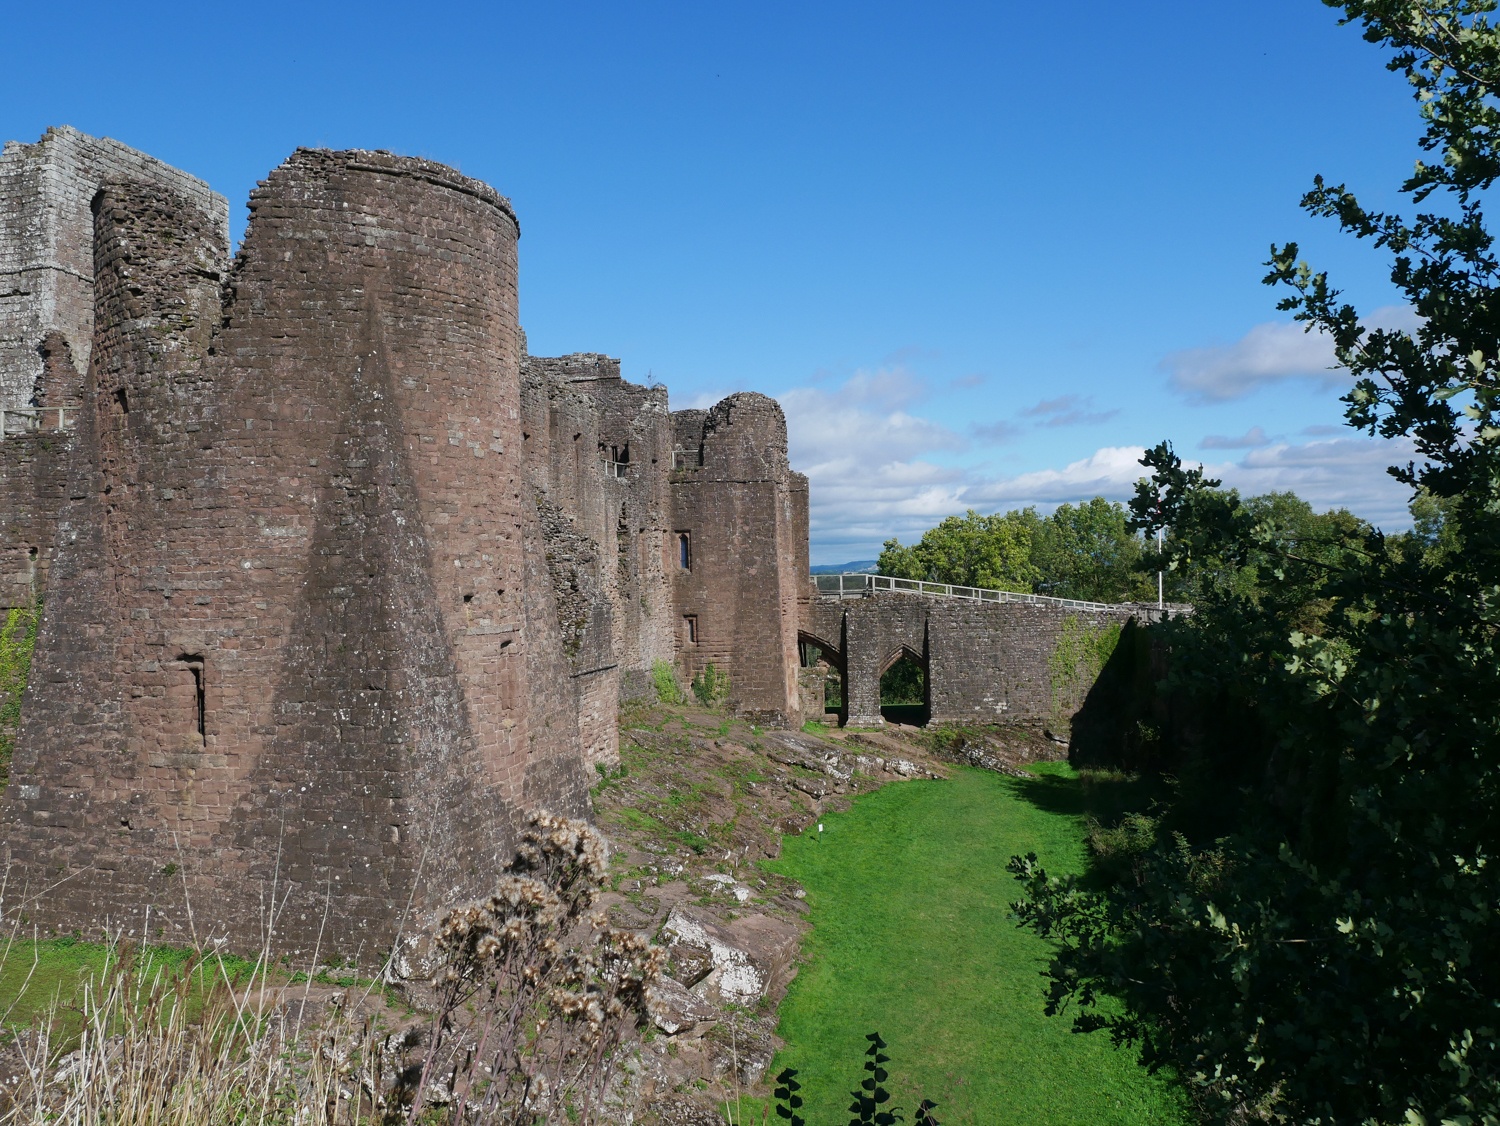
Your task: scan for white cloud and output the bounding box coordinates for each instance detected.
[965,447,1150,508]
[1210,436,1416,525]
[1161,305,1420,404]
[796,428,1419,561]
[780,365,1419,564]
[1200,425,1272,449]
[679,388,735,410]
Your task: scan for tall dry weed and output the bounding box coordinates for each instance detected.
[0,811,660,1125]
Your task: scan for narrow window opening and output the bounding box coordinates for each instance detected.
[684,615,699,645]
[677,532,692,571]
[115,387,130,415]
[178,654,205,740]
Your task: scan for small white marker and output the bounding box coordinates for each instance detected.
[818,823,824,835]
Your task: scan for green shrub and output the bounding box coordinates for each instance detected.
[1085,810,1158,885]
[651,659,685,705]
[690,662,729,708]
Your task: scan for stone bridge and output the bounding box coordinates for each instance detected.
[800,574,1169,730]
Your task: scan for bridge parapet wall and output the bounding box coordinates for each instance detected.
[807,592,1155,733]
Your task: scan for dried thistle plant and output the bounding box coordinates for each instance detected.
[405,811,663,1125]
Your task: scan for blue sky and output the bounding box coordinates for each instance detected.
[3,2,1426,562]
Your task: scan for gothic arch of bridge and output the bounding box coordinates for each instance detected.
[880,643,925,676]
[796,629,844,673]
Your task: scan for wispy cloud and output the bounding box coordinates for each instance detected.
[1020,394,1120,428]
[1200,426,1272,450]
[970,419,1022,444]
[779,365,966,492]
[1160,305,1420,404]
[1213,436,1415,522]
[679,388,735,410]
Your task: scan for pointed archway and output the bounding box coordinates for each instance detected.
[798,630,845,724]
[879,644,928,726]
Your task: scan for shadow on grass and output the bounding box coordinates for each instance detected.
[881,703,928,726]
[1002,771,1088,817]
[1003,768,1167,828]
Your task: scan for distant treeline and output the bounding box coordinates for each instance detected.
[876,491,1430,606]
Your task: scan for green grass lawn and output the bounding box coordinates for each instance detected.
[757,764,1190,1126]
[0,936,269,1036]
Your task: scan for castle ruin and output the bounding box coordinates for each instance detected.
[0,127,809,958]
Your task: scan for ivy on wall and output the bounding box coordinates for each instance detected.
[1047,614,1121,732]
[0,601,39,788]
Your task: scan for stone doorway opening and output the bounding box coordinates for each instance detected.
[798,633,845,726]
[879,647,928,726]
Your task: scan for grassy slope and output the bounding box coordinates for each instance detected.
[760,763,1189,1125]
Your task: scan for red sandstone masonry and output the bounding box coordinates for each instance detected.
[670,394,807,724]
[0,151,593,961]
[803,595,1157,730]
[0,130,1057,964]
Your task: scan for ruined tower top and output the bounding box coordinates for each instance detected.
[0,125,228,410]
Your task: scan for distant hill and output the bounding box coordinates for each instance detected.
[810,560,879,575]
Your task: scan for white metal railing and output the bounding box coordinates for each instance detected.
[812,571,1122,612]
[602,460,630,478]
[0,407,74,439]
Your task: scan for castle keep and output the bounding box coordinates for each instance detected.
[0,127,809,956]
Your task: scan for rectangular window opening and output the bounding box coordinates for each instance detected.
[677,531,692,571]
[178,654,205,740]
[684,615,699,645]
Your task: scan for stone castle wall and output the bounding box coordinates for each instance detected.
[0,128,813,960]
[520,352,676,709]
[0,126,228,412]
[670,394,808,724]
[0,146,603,959]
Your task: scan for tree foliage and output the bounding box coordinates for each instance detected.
[1032,497,1152,603]
[878,509,1039,592]
[878,501,1155,603]
[1010,4,1500,1121]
